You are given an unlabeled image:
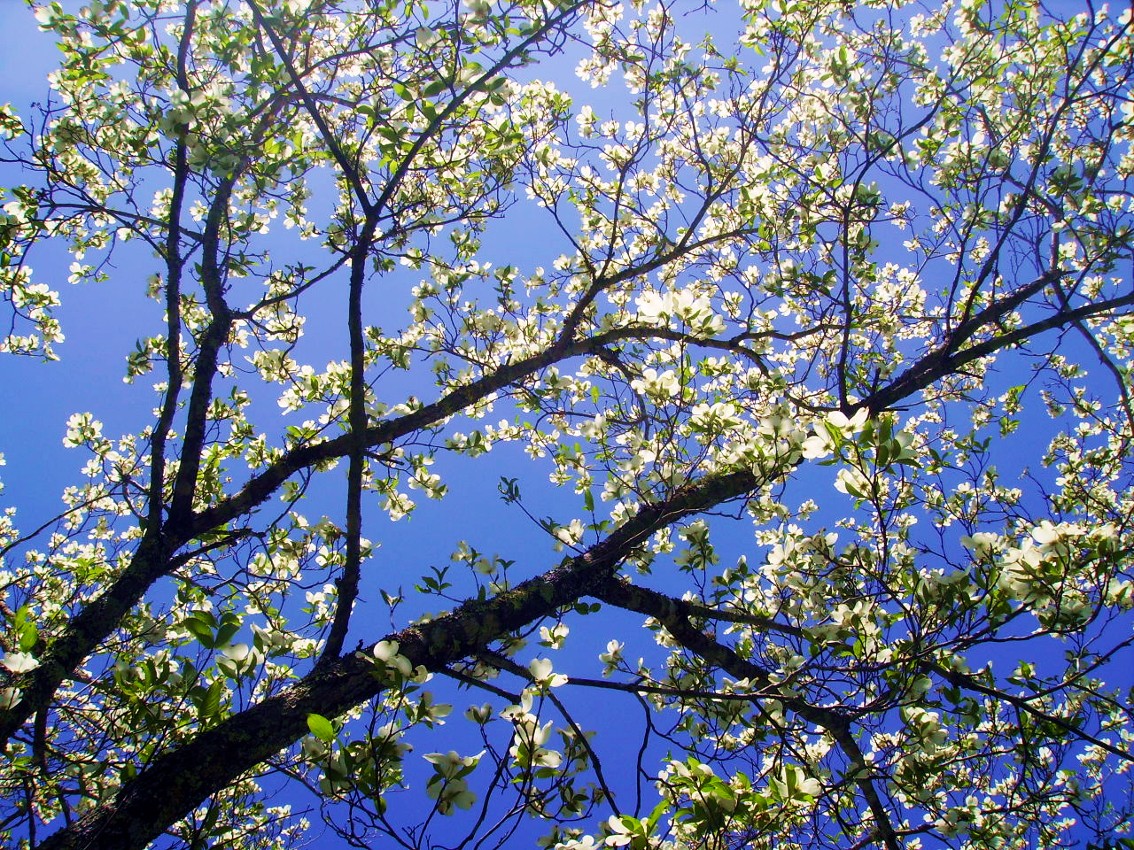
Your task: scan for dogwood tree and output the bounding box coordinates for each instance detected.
[1,0,1132,848]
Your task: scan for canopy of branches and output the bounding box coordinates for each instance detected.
[0,0,1132,848]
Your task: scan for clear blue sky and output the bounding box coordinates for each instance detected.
[1,2,1131,848]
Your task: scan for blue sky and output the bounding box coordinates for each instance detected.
[1,1,1132,848]
[0,6,666,843]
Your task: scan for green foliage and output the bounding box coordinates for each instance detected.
[0,0,1132,849]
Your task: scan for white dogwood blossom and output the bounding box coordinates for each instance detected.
[0,0,1131,848]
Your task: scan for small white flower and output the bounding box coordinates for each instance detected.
[598,640,624,674]
[372,640,413,676]
[604,816,634,847]
[961,532,999,553]
[801,431,835,459]
[834,467,871,497]
[221,643,250,661]
[529,657,568,688]
[465,0,490,21]
[414,26,440,49]
[424,749,483,777]
[0,652,39,674]
[465,703,493,724]
[629,368,681,402]
[539,622,569,649]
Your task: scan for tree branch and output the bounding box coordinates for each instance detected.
[33,467,765,850]
[591,577,902,850]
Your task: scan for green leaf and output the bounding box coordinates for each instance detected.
[422,78,448,98]
[214,613,241,648]
[201,679,223,720]
[644,798,669,830]
[14,605,38,652]
[307,713,336,742]
[183,613,217,648]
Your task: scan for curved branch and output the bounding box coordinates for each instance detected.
[320,213,380,664]
[928,662,1134,765]
[592,577,902,850]
[33,467,765,850]
[477,649,620,815]
[148,0,196,532]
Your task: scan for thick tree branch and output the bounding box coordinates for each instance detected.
[868,281,1134,412]
[0,325,727,744]
[33,468,765,850]
[9,269,1124,749]
[5,4,1133,849]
